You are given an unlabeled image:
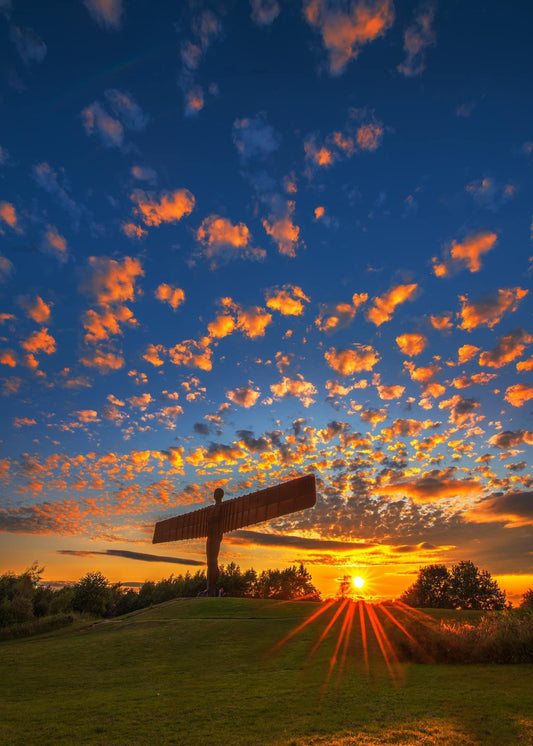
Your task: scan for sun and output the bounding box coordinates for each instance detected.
[352,576,365,589]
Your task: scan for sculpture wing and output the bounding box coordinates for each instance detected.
[219,473,316,534]
[152,503,213,544]
[152,473,316,544]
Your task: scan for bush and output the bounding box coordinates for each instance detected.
[391,609,533,664]
[0,613,75,641]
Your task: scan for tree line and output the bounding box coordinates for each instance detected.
[0,561,320,627]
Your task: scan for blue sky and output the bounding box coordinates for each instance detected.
[1,0,532,600]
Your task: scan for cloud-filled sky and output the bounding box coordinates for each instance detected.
[1,0,532,600]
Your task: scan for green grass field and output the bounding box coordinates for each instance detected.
[1,598,532,745]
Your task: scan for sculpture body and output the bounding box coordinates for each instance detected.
[152,474,316,597]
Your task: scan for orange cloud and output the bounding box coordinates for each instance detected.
[226,385,261,408]
[0,201,19,230]
[131,188,195,227]
[207,313,237,339]
[13,417,37,428]
[304,139,335,167]
[422,381,446,399]
[121,222,147,240]
[458,287,528,330]
[184,86,204,116]
[377,383,405,400]
[196,215,265,268]
[20,327,56,355]
[438,394,480,426]
[366,283,418,326]
[517,356,533,373]
[128,393,152,410]
[304,112,384,173]
[381,418,427,438]
[0,350,17,367]
[270,375,317,407]
[451,231,498,271]
[457,344,480,364]
[142,343,166,367]
[430,313,453,331]
[315,302,356,332]
[451,372,497,389]
[266,285,310,316]
[432,231,498,277]
[465,491,533,528]
[236,305,272,338]
[356,122,383,150]
[169,337,212,371]
[360,407,388,427]
[155,284,185,310]
[75,410,99,423]
[42,226,68,261]
[156,405,184,426]
[20,296,51,324]
[164,446,185,473]
[206,299,272,340]
[396,332,427,356]
[488,430,533,449]
[262,200,301,257]
[82,306,135,343]
[85,256,144,307]
[504,384,533,408]
[375,471,481,502]
[404,361,441,383]
[325,345,380,375]
[479,328,533,368]
[303,0,394,75]
[315,292,367,333]
[80,348,124,373]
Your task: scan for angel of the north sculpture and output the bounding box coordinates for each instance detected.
[152,473,316,596]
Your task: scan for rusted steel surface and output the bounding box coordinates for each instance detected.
[152,473,316,544]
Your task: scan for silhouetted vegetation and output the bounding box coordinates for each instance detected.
[0,561,320,636]
[391,608,533,664]
[520,588,533,610]
[399,560,507,610]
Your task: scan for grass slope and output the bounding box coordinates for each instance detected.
[1,598,532,745]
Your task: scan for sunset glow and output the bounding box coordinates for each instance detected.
[0,2,532,602]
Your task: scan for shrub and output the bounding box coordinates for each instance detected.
[0,613,75,641]
[391,609,533,664]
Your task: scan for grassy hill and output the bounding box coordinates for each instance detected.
[1,598,532,745]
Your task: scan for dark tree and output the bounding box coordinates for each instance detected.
[449,560,506,610]
[253,564,320,600]
[399,561,506,610]
[520,588,533,610]
[72,571,112,617]
[399,564,451,608]
[218,562,256,597]
[0,562,44,625]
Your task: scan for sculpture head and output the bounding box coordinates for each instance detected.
[213,487,224,504]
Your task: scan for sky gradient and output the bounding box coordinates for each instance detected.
[1,0,532,601]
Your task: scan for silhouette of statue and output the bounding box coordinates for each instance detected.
[206,487,224,596]
[153,474,316,597]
